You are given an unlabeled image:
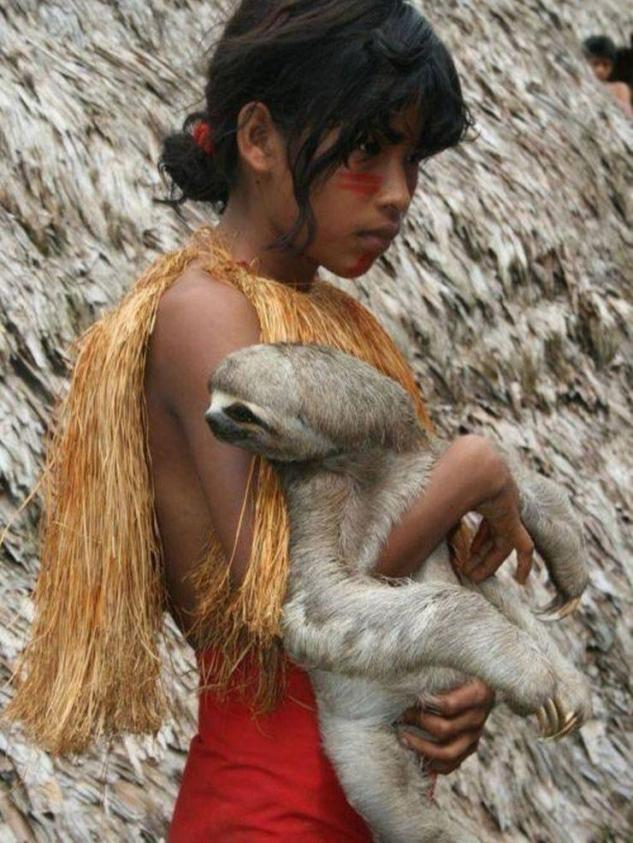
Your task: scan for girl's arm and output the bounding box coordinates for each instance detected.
[147,267,262,615]
[375,435,534,583]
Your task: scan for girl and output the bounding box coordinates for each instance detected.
[7,1,535,840]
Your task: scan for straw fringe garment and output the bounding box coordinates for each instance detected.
[5,227,470,756]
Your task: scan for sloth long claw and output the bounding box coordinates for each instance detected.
[543,712,580,742]
[555,713,580,740]
[546,698,560,732]
[536,707,549,735]
[537,696,582,741]
[534,596,581,623]
[536,699,558,738]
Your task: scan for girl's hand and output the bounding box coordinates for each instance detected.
[396,680,495,774]
[460,459,535,585]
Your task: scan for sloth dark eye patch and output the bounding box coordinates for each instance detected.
[225,403,266,427]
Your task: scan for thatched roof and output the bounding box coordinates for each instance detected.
[1,0,631,839]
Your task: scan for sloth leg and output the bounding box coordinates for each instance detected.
[473,578,592,738]
[319,713,480,843]
[283,580,557,715]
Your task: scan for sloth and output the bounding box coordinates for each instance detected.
[206,342,591,843]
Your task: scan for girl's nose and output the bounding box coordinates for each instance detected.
[378,159,416,216]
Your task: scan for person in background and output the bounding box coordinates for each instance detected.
[583,35,633,117]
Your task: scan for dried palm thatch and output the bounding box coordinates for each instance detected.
[0,0,631,841]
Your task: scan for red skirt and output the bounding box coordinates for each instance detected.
[168,650,373,842]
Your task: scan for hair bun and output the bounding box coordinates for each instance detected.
[159,113,229,208]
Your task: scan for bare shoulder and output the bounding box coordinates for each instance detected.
[148,263,261,413]
[607,81,630,95]
[607,81,633,107]
[157,262,259,336]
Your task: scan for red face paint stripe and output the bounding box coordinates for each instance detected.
[339,172,383,186]
[339,179,380,192]
[339,179,380,193]
[338,172,382,196]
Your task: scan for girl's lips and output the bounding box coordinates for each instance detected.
[356,232,392,252]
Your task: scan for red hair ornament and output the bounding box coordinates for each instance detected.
[193,121,216,156]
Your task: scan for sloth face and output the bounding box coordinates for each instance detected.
[206,343,420,461]
[206,387,335,462]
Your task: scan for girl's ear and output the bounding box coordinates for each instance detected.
[236,101,286,177]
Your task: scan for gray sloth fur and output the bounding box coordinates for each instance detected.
[206,342,592,843]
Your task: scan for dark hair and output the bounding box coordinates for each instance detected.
[583,35,617,63]
[613,34,633,88]
[159,0,473,252]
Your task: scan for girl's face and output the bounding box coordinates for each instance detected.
[274,104,424,279]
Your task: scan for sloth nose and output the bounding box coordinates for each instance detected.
[205,408,235,440]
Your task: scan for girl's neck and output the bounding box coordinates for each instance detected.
[215,202,319,292]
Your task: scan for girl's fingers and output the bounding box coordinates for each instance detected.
[514,524,535,584]
[398,681,495,730]
[426,746,478,775]
[462,517,493,576]
[464,538,493,573]
[467,541,512,582]
[397,707,488,740]
[468,519,491,559]
[463,516,535,585]
[398,728,480,765]
[396,680,495,774]
[515,553,533,585]
[433,679,495,715]
[417,707,489,739]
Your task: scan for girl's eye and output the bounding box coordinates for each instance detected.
[357,137,382,156]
